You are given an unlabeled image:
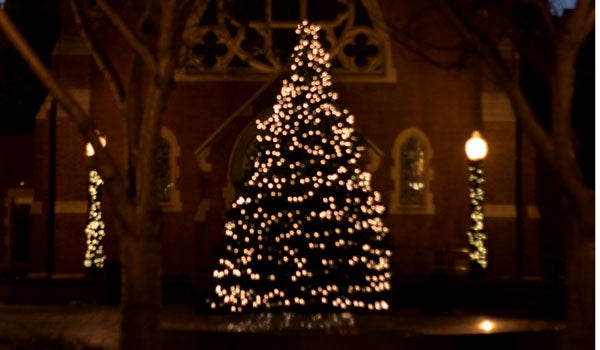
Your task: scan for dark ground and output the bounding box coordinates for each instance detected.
[0,304,565,350]
[0,275,566,349]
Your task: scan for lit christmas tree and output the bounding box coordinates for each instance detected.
[467,161,487,271]
[83,169,106,270]
[210,21,392,312]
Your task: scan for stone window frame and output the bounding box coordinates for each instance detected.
[389,127,435,215]
[177,0,396,82]
[159,127,182,212]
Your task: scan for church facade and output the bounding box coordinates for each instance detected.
[2,0,544,288]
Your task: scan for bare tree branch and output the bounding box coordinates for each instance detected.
[366,2,467,69]
[529,0,558,33]
[435,0,594,227]
[433,0,556,161]
[395,35,467,69]
[135,0,194,231]
[563,0,595,47]
[550,0,595,226]
[501,1,556,84]
[95,0,157,72]
[0,8,134,232]
[124,53,144,196]
[70,0,125,108]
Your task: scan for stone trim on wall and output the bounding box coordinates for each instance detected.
[54,200,87,214]
[177,0,396,82]
[484,204,541,219]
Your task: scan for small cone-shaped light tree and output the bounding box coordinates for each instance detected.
[84,169,107,270]
[210,20,392,312]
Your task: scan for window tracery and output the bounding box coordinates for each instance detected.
[178,0,395,82]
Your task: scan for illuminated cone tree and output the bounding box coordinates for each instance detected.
[210,21,392,312]
[84,169,106,270]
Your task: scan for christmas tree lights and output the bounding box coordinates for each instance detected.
[210,21,392,312]
[467,162,487,270]
[83,169,106,270]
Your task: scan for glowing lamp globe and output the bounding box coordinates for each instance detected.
[86,135,107,157]
[480,320,494,332]
[465,131,488,161]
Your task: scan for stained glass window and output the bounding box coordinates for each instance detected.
[390,128,434,214]
[400,136,425,205]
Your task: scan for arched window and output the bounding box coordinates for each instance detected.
[157,127,182,212]
[390,128,434,214]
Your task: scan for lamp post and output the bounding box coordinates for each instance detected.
[84,134,107,271]
[465,131,488,275]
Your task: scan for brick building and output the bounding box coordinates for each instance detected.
[2,0,546,293]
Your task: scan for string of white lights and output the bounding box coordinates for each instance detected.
[467,162,487,269]
[83,169,106,269]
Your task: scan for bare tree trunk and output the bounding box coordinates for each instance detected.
[564,202,595,350]
[119,218,162,350]
[0,3,200,349]
[429,4,594,349]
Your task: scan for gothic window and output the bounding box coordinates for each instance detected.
[400,137,425,205]
[390,128,434,214]
[178,0,395,82]
[157,127,182,212]
[157,138,172,202]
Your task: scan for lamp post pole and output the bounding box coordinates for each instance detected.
[465,131,488,277]
[46,99,57,276]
